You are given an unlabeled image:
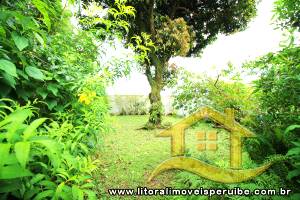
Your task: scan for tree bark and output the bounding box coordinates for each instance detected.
[148,75,163,127]
[145,52,165,128]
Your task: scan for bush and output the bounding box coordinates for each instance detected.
[243,44,300,195]
[172,69,258,123]
[0,0,127,198]
[0,99,100,199]
[0,73,110,199]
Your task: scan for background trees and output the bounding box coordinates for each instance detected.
[91,0,258,127]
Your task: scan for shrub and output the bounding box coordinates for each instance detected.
[0,95,109,199]
[243,43,300,195]
[172,69,258,123]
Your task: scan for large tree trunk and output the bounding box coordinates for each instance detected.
[148,80,163,127]
[145,54,165,129]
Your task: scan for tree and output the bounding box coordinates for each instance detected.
[85,0,257,127]
[274,0,300,30]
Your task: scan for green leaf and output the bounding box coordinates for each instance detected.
[24,188,40,200]
[0,59,17,77]
[0,108,32,128]
[287,147,300,156]
[30,174,45,185]
[25,66,45,80]
[2,154,18,165]
[39,180,56,189]
[84,190,97,200]
[0,143,11,169]
[47,83,59,96]
[31,138,61,168]
[285,124,300,134]
[23,118,47,140]
[0,164,32,179]
[33,190,55,200]
[34,32,45,47]
[2,73,17,89]
[11,32,29,51]
[55,182,65,199]
[17,68,29,80]
[46,99,57,110]
[0,180,22,193]
[291,193,300,200]
[287,169,300,180]
[72,185,84,200]
[16,88,31,101]
[81,183,94,189]
[14,141,30,168]
[36,87,48,99]
[0,83,12,97]
[0,26,6,37]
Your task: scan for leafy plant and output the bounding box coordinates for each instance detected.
[0,98,104,199]
[172,68,257,123]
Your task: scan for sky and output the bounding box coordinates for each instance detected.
[106,0,283,95]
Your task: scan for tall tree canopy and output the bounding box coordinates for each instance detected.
[84,0,257,127]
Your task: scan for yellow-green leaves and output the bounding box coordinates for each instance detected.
[11,32,29,51]
[23,118,47,140]
[0,143,11,171]
[0,164,32,179]
[72,185,84,200]
[32,0,51,31]
[14,141,30,168]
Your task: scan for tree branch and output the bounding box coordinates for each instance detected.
[148,0,155,36]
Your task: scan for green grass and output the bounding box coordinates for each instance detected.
[94,115,286,200]
[94,115,180,199]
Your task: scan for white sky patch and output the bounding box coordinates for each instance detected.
[107,0,284,95]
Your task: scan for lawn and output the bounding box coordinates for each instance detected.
[94,115,286,200]
[94,115,180,199]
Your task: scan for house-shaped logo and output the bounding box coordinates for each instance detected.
[148,107,274,183]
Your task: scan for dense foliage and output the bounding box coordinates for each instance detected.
[240,0,300,197]
[0,0,132,199]
[1,0,299,199]
[274,0,300,30]
[243,44,300,197]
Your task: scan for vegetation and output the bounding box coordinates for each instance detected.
[96,115,286,200]
[0,0,299,199]
[0,0,127,199]
[173,68,258,123]
[85,0,258,128]
[243,47,300,198]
